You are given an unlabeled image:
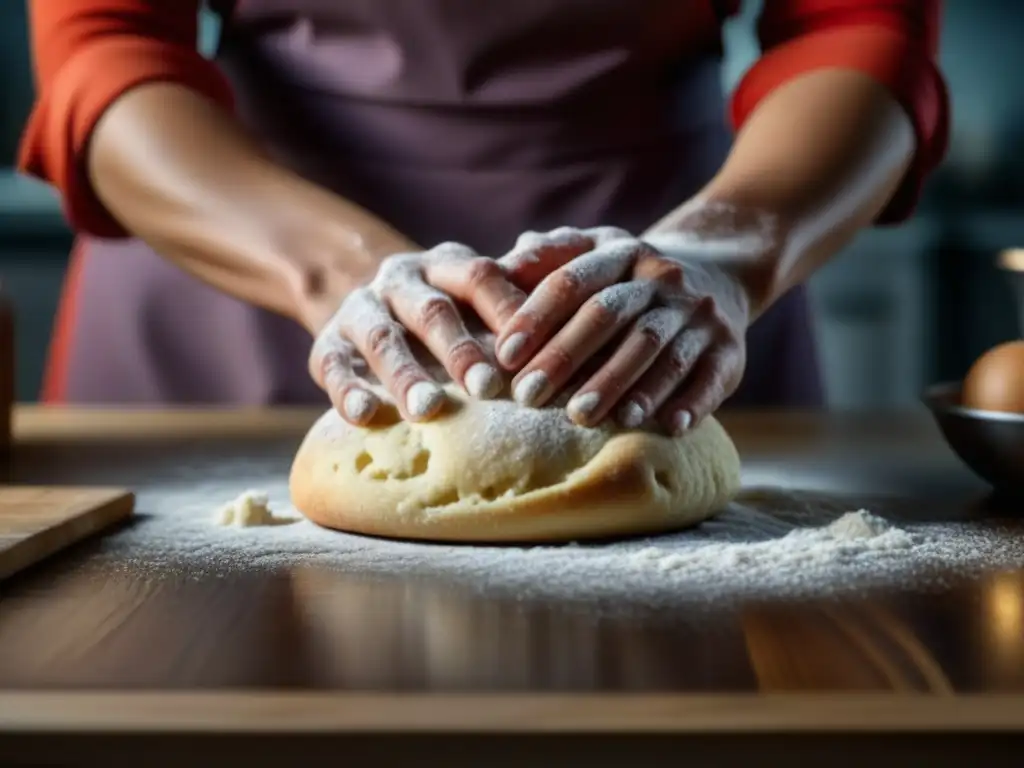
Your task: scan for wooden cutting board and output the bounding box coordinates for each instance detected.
[0,486,134,580]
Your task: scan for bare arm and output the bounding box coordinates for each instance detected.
[89,82,418,334]
[646,68,916,318]
[20,0,418,334]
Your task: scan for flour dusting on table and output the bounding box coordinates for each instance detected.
[84,455,1024,606]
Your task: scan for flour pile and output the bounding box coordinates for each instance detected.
[82,455,1024,606]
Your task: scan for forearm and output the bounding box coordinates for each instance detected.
[646,69,916,318]
[89,83,417,333]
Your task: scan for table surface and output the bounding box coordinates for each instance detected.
[2,405,1024,736]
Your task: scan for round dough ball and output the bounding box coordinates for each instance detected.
[289,386,741,543]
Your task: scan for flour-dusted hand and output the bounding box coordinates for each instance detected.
[310,243,528,425]
[494,226,759,434]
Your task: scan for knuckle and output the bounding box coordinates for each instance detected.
[316,349,350,386]
[698,297,740,340]
[635,321,668,350]
[493,289,527,320]
[515,230,543,248]
[418,294,458,327]
[545,267,583,298]
[545,226,589,247]
[645,258,684,287]
[430,241,475,261]
[543,346,576,381]
[584,292,623,329]
[366,321,406,356]
[666,339,701,377]
[376,254,418,289]
[547,225,578,239]
[663,353,691,381]
[638,307,683,341]
[696,294,718,317]
[390,362,424,389]
[446,336,482,365]
[464,256,504,287]
[586,226,631,244]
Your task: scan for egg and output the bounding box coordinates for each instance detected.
[962,340,1024,414]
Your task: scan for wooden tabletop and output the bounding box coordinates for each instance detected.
[2,405,1023,762]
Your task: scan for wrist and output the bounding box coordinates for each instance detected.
[258,173,419,333]
[644,198,787,321]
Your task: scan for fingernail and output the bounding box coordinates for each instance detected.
[497,332,529,367]
[618,400,645,429]
[513,370,549,407]
[406,381,445,418]
[567,391,601,423]
[343,389,376,422]
[464,362,502,399]
[672,410,693,435]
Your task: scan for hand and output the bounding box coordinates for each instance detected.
[493,227,754,434]
[308,243,528,426]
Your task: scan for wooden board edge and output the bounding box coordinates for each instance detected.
[13,407,322,442]
[0,488,134,581]
[2,693,1024,733]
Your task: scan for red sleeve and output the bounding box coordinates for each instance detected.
[729,0,950,224]
[17,1,236,238]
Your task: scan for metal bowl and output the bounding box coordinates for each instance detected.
[923,381,1024,497]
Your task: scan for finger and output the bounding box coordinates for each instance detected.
[310,335,382,426]
[498,227,595,290]
[498,226,633,291]
[565,306,687,427]
[422,244,527,332]
[339,288,447,421]
[656,342,744,435]
[495,239,647,370]
[387,279,503,400]
[323,350,382,426]
[615,322,715,430]
[509,280,655,408]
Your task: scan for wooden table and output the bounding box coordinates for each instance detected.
[1,406,1023,766]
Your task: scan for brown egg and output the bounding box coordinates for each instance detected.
[962,341,1024,414]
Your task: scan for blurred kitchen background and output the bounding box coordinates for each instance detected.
[1,1,1022,407]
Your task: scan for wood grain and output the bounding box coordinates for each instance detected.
[13,406,321,442]
[0,486,134,580]
[2,692,1024,732]
[0,405,1021,745]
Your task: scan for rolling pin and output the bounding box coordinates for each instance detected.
[0,278,12,466]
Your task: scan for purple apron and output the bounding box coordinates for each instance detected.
[61,0,823,408]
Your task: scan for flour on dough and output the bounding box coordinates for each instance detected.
[289,385,741,543]
[214,489,297,527]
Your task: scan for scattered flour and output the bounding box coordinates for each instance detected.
[79,454,1024,608]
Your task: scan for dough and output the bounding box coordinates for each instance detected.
[215,490,297,527]
[289,385,741,543]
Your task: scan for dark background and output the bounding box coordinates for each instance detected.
[1,1,1021,405]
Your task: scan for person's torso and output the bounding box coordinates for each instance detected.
[214,0,732,251]
[61,0,821,407]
